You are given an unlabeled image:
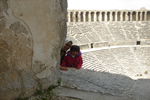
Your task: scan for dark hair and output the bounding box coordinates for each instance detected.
[69,41,73,44]
[70,45,80,52]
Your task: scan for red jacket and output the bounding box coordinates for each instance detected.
[61,51,83,69]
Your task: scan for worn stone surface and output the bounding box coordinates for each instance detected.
[0,40,10,73]
[54,68,150,100]
[55,87,135,100]
[0,0,67,100]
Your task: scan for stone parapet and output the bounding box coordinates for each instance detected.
[67,9,150,22]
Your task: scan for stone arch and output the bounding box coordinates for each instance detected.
[101,12,105,21]
[95,11,99,21]
[128,11,132,21]
[147,11,150,21]
[128,11,131,21]
[70,12,73,22]
[96,11,100,21]
[122,12,126,21]
[117,11,121,21]
[80,12,84,22]
[107,12,110,21]
[138,11,140,21]
[112,12,115,21]
[91,11,94,22]
[74,11,78,22]
[142,11,145,21]
[132,11,136,21]
[85,11,89,22]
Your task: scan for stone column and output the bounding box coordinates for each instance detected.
[93,11,97,22]
[88,11,91,22]
[120,12,123,21]
[136,11,138,21]
[83,11,86,22]
[109,12,112,21]
[72,11,76,22]
[67,11,71,22]
[125,12,128,21]
[144,11,147,21]
[99,12,102,21]
[78,11,81,22]
[115,11,118,21]
[105,12,107,21]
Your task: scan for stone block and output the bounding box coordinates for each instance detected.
[79,43,91,50]
[93,42,108,48]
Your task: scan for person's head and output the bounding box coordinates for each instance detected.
[63,39,72,51]
[70,45,80,56]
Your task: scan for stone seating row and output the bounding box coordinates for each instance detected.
[82,46,150,79]
[67,22,150,47]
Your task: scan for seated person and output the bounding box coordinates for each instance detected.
[60,45,83,71]
[60,39,73,64]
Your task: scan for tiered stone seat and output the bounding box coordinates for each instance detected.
[67,21,150,78]
[136,22,150,39]
[67,22,150,49]
[67,26,81,44]
[82,48,124,75]
[135,47,150,66]
[93,23,114,42]
[91,49,123,73]
[110,47,140,76]
[81,26,101,43]
[82,46,150,79]
[107,22,126,41]
[121,22,138,40]
[82,52,106,71]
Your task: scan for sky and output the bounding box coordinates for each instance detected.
[68,0,150,10]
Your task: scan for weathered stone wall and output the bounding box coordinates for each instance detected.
[0,0,67,100]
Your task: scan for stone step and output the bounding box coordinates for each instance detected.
[54,68,150,100]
